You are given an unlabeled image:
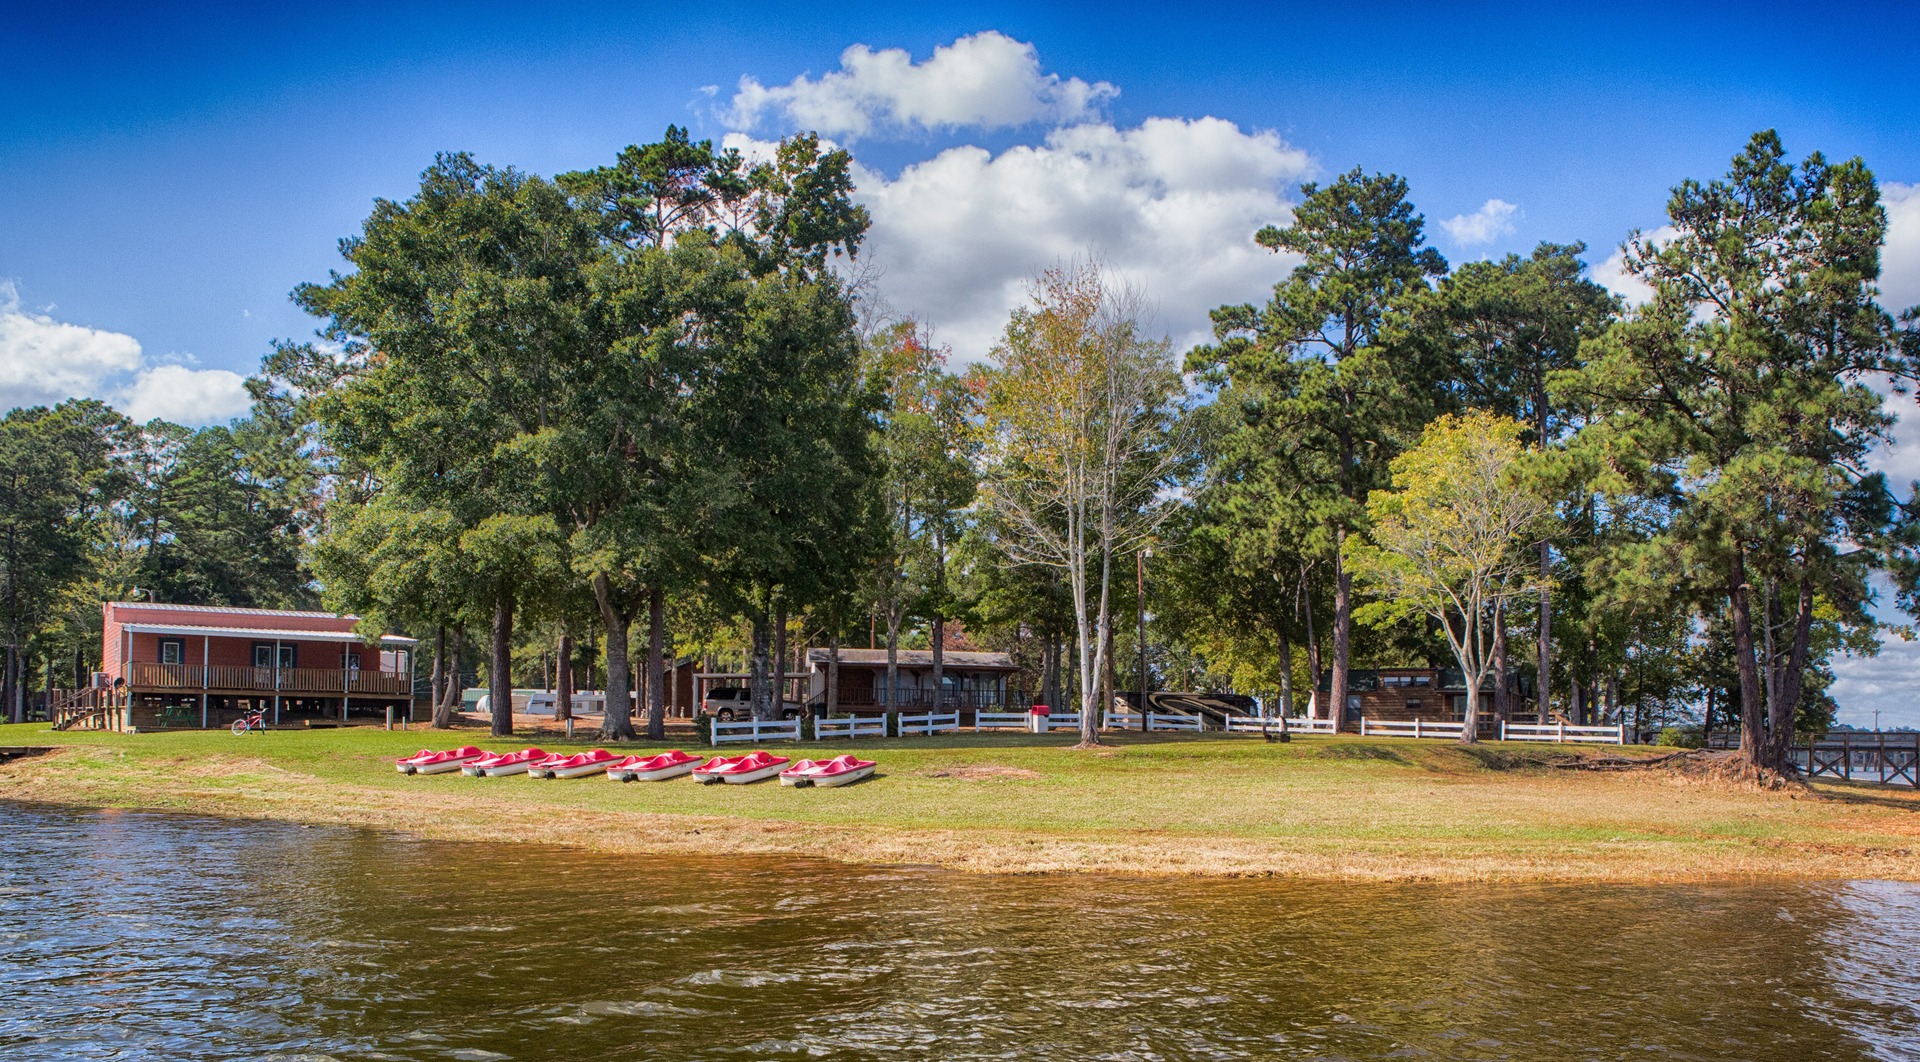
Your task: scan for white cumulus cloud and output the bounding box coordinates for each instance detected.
[118,364,251,425]
[0,281,252,426]
[766,115,1311,360]
[1882,181,1920,316]
[728,31,1117,140]
[1438,198,1519,247]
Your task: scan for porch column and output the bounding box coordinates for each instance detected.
[200,636,210,728]
[341,643,349,723]
[272,638,282,725]
[407,644,417,725]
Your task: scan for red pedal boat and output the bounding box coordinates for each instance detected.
[462,748,549,777]
[780,754,876,788]
[606,749,705,782]
[691,751,790,785]
[395,746,485,776]
[528,748,620,779]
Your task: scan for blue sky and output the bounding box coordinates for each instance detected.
[6,1,1920,722]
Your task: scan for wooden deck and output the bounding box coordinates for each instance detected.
[127,661,413,697]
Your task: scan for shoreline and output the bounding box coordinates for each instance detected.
[6,729,1918,883]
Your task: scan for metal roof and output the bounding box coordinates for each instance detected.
[803,648,1017,670]
[108,601,363,622]
[120,622,416,645]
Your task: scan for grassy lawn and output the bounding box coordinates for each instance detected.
[4,722,1916,881]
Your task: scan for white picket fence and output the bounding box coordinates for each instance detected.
[1035,712,1082,732]
[1499,721,1626,745]
[709,718,803,745]
[1102,710,1143,729]
[814,715,886,740]
[896,711,961,736]
[1147,712,1202,732]
[974,711,1033,731]
[1359,717,1469,740]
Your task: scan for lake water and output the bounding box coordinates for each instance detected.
[2,801,1917,1061]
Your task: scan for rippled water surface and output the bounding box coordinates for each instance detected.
[2,801,1918,1061]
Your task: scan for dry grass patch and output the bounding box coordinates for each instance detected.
[4,724,1916,882]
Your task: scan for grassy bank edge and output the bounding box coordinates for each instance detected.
[5,726,1917,884]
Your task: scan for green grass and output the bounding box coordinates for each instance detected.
[5,722,1916,881]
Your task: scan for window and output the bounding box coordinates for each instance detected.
[252,643,297,669]
[159,639,184,665]
[1405,698,1423,713]
[344,652,361,672]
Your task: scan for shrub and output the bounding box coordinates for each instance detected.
[693,713,713,745]
[1654,726,1705,749]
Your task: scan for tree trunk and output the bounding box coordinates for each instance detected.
[1727,552,1769,770]
[593,574,636,741]
[931,611,946,714]
[430,626,446,720]
[1491,600,1511,723]
[772,604,788,720]
[1304,588,1322,719]
[433,632,460,728]
[1769,572,1816,770]
[646,585,666,741]
[749,613,773,721]
[489,596,514,738]
[1277,622,1294,718]
[883,603,900,715]
[826,628,840,717]
[1329,532,1351,733]
[555,629,574,724]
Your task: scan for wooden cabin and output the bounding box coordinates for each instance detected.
[96,601,418,729]
[801,648,1027,712]
[1318,667,1532,725]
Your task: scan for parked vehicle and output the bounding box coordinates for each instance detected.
[701,686,801,721]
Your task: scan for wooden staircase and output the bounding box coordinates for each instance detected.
[50,688,112,731]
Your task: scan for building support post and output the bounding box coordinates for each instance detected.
[273,638,282,725]
[201,636,210,728]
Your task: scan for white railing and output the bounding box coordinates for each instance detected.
[1500,721,1626,745]
[814,716,886,740]
[1360,718,1468,740]
[1036,712,1082,732]
[1102,710,1143,729]
[974,711,1032,731]
[896,711,961,736]
[710,718,803,745]
[1147,712,1202,732]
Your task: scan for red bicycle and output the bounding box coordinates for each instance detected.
[230,707,269,735]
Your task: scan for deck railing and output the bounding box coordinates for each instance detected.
[828,688,1031,712]
[128,661,411,696]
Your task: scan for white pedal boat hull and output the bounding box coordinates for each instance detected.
[811,764,874,787]
[609,761,700,782]
[408,758,480,776]
[532,761,612,779]
[475,761,534,777]
[784,764,875,787]
[697,763,786,785]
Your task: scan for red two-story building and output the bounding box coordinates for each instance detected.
[99,601,418,729]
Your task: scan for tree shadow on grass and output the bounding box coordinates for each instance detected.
[1315,744,1410,765]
